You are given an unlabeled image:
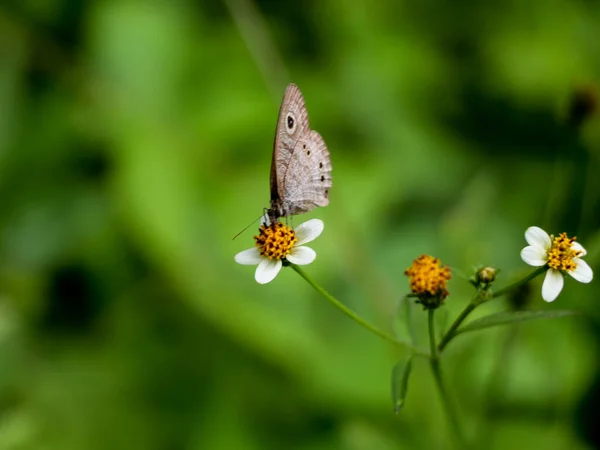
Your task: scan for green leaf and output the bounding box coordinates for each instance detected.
[455,310,579,336]
[391,355,413,413]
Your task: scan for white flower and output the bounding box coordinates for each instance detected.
[235,218,324,284]
[520,226,593,302]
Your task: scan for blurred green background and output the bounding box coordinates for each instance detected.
[1,0,600,449]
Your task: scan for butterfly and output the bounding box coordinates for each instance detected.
[267,84,332,222]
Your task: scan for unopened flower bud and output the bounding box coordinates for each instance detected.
[477,267,497,284]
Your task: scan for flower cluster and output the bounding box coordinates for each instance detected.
[235,221,593,306]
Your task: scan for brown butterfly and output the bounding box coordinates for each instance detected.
[267,84,332,222]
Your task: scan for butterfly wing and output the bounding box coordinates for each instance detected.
[270,84,310,209]
[279,129,332,215]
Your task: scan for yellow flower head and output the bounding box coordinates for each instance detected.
[254,222,297,260]
[546,233,582,272]
[405,255,452,309]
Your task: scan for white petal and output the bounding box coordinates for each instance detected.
[571,242,587,257]
[542,269,564,302]
[235,248,262,265]
[569,258,593,283]
[286,246,316,265]
[520,246,548,266]
[525,226,551,250]
[255,258,282,284]
[294,219,324,245]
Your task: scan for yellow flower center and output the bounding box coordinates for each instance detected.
[547,232,582,272]
[404,255,452,300]
[254,222,297,260]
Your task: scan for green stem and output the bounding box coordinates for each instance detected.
[291,265,426,356]
[429,309,467,448]
[438,266,547,353]
[428,309,438,360]
[438,301,476,353]
[490,266,547,299]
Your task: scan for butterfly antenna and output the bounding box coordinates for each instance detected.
[232,212,266,240]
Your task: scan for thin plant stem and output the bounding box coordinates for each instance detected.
[438,266,547,353]
[438,299,477,353]
[428,309,468,448]
[428,309,439,360]
[490,266,548,299]
[291,265,427,356]
[223,0,289,100]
